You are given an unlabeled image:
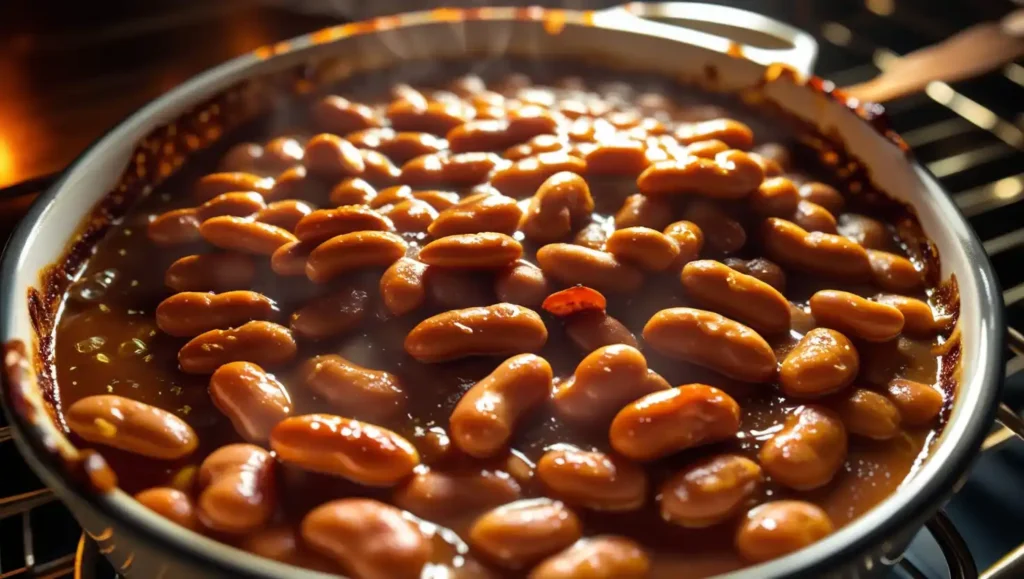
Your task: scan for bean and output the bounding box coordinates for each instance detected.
[411,190,460,211]
[369,185,414,209]
[553,345,667,425]
[195,172,274,202]
[574,221,612,250]
[506,134,568,160]
[383,199,438,233]
[199,216,297,255]
[680,260,790,335]
[605,227,680,272]
[388,99,472,135]
[831,387,901,440]
[520,172,594,243]
[305,231,408,283]
[178,321,297,374]
[614,194,674,231]
[759,405,847,490]
[294,205,393,244]
[329,177,377,206]
[748,152,784,177]
[290,286,369,340]
[529,536,650,579]
[495,260,550,308]
[391,83,428,108]
[447,120,519,153]
[269,165,316,201]
[636,151,764,199]
[469,499,582,570]
[683,200,746,254]
[135,488,198,530]
[792,200,838,234]
[875,294,940,336]
[585,139,650,176]
[779,328,859,397]
[156,291,277,337]
[400,152,504,187]
[886,378,944,426]
[683,138,730,159]
[270,240,317,276]
[662,220,704,266]
[348,129,447,164]
[762,217,871,281]
[643,308,777,383]
[868,250,923,293]
[66,395,197,460]
[300,354,405,420]
[537,447,647,511]
[220,143,263,173]
[166,253,256,292]
[255,199,315,232]
[147,208,201,246]
[302,499,430,579]
[393,467,522,519]
[809,290,905,342]
[736,501,834,563]
[750,177,799,216]
[209,362,292,443]
[239,526,337,572]
[675,118,754,149]
[425,273,490,312]
[360,149,402,185]
[722,257,786,293]
[405,303,548,362]
[312,95,382,135]
[196,444,276,534]
[304,134,365,179]
[536,244,644,294]
[564,310,639,353]
[610,384,741,461]
[659,454,762,528]
[380,257,429,315]
[429,192,523,237]
[490,152,587,198]
[419,232,522,269]
[195,192,268,222]
[837,213,890,250]
[261,137,303,171]
[798,182,845,215]
[449,354,552,457]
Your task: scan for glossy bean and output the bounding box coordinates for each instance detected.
[305,231,408,283]
[874,294,941,336]
[868,250,923,293]
[831,388,901,440]
[196,192,267,221]
[393,466,522,519]
[199,216,297,255]
[290,286,369,340]
[837,213,888,249]
[659,454,763,528]
[303,134,365,179]
[66,395,197,460]
[490,152,587,198]
[536,244,644,294]
[178,321,297,374]
[270,240,317,277]
[294,206,393,244]
[750,177,799,217]
[681,260,791,334]
[886,378,944,426]
[329,177,377,206]
[495,260,550,308]
[683,200,746,254]
[469,499,582,570]
[759,406,847,490]
[605,227,681,272]
[809,290,905,342]
[196,444,276,534]
[779,328,859,397]
[194,172,274,202]
[736,501,834,563]
[405,303,548,362]
[636,151,764,199]
[209,362,292,443]
[147,208,201,246]
[762,218,871,281]
[380,257,429,315]
[256,200,315,232]
[798,182,845,215]
[564,310,639,353]
[400,152,504,187]
[721,257,786,293]
[312,95,382,135]
[614,194,673,231]
[674,119,754,149]
[384,199,439,233]
[300,354,405,420]
[537,447,648,511]
[662,220,704,266]
[529,536,650,579]
[419,232,523,269]
[520,172,594,243]
[135,487,198,530]
[429,193,523,237]
[165,253,256,292]
[156,291,277,337]
[553,345,667,425]
[584,139,650,177]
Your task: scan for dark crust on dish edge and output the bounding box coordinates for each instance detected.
[2,8,961,495]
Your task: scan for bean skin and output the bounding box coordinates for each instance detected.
[256,200,315,232]
[289,286,369,340]
[529,536,650,579]
[868,249,923,293]
[209,362,292,443]
[196,192,267,221]
[196,444,276,534]
[199,216,297,256]
[750,176,799,217]
[609,385,741,461]
[302,498,430,579]
[165,253,256,292]
[615,194,674,231]
[663,220,705,266]
[564,310,639,353]
[736,501,834,563]
[643,308,777,383]
[495,260,550,308]
[147,208,201,245]
[490,152,587,198]
[799,182,845,214]
[831,387,901,440]
[156,291,277,337]
[405,303,548,363]
[886,378,944,426]
[553,345,667,426]
[271,414,420,485]
[763,218,871,282]
[270,240,317,277]
[178,321,297,374]
[674,118,754,149]
[66,395,197,460]
[449,354,552,458]
[135,488,198,530]
[430,192,523,237]
[312,95,382,135]
[779,328,859,398]
[380,257,429,315]
[792,200,837,234]
[300,354,406,420]
[681,260,791,335]
[875,294,941,336]
[239,526,338,572]
[759,406,847,490]
[305,231,408,283]
[837,213,888,249]
[636,150,764,199]
[303,134,365,179]
[329,177,377,206]
[393,467,522,519]
[469,499,583,570]
[194,172,274,202]
[683,200,746,254]
[659,454,763,528]
[605,227,681,272]
[536,244,644,294]
[721,257,786,293]
[809,290,905,342]
[294,206,393,244]
[537,447,648,511]
[419,232,523,269]
[520,172,594,243]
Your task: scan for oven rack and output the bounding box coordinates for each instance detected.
[1,1,1024,577]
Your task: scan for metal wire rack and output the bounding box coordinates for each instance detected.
[1,1,1023,578]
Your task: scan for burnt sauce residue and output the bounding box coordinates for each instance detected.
[43,59,957,577]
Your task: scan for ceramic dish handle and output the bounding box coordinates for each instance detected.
[596,2,819,77]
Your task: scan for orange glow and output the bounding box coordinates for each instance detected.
[430,8,464,22]
[543,10,567,35]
